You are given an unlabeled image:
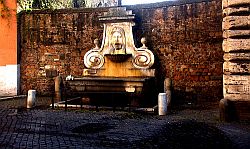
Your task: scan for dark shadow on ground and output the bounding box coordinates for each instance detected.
[136,120,232,149]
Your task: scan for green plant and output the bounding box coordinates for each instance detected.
[17,0,34,11]
[17,0,74,11]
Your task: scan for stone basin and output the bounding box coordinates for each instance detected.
[66,77,151,94]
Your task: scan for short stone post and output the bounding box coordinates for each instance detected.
[158,93,167,115]
[55,76,62,102]
[219,98,229,121]
[164,78,172,107]
[27,90,36,108]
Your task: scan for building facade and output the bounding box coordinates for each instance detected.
[0,0,19,96]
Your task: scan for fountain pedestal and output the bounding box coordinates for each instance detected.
[65,7,156,107]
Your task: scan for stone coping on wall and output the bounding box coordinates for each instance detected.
[17,7,108,15]
[17,0,217,14]
[125,0,217,9]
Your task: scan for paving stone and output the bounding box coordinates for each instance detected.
[0,98,249,148]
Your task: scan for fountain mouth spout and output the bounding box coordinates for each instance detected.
[105,54,132,63]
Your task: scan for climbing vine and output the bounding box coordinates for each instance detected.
[0,0,12,19]
[17,0,74,11]
[1,0,120,15]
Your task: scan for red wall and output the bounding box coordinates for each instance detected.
[0,0,17,66]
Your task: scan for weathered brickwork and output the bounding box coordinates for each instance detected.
[19,9,107,95]
[19,0,223,103]
[130,0,223,103]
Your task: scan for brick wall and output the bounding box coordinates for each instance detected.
[19,0,223,103]
[129,0,223,103]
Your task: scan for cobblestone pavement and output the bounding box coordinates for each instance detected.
[0,97,249,149]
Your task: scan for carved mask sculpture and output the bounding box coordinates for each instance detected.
[110,27,126,54]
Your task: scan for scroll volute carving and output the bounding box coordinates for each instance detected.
[84,39,104,69]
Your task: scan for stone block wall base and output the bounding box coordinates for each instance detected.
[219,98,250,122]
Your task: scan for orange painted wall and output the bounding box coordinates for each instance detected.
[0,0,17,66]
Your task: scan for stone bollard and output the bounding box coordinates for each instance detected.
[158,93,167,115]
[27,90,36,108]
[164,78,172,107]
[55,76,62,103]
[219,98,229,122]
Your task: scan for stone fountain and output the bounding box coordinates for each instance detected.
[65,7,155,107]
